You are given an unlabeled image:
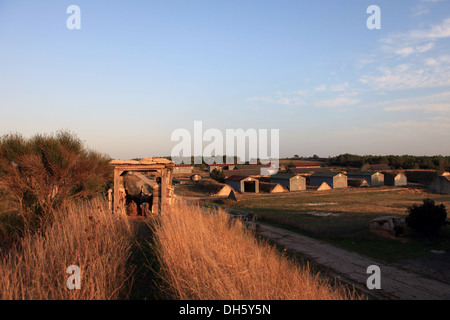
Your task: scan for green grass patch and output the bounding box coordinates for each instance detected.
[230,188,450,262]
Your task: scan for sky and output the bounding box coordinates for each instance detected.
[1,0,450,160]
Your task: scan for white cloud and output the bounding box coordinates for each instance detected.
[395,47,415,57]
[381,91,450,115]
[417,42,435,53]
[355,57,376,69]
[330,82,349,92]
[315,96,361,108]
[412,4,430,16]
[425,58,438,66]
[247,96,273,103]
[332,117,450,150]
[384,103,450,115]
[380,18,450,58]
[412,0,446,16]
[247,93,306,107]
[358,19,450,90]
[412,17,450,40]
[357,90,450,117]
[360,53,450,90]
[245,105,261,112]
[314,84,327,92]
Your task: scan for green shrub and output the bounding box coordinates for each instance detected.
[405,198,447,237]
[210,168,225,183]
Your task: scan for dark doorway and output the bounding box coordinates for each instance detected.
[244,180,256,193]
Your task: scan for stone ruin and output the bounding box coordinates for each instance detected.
[370,215,404,237]
[109,157,175,216]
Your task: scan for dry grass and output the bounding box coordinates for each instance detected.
[152,201,358,300]
[0,199,132,300]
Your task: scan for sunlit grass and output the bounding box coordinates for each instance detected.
[152,201,359,300]
[0,199,132,300]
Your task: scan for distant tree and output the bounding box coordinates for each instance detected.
[293,154,300,159]
[405,198,447,237]
[210,168,225,183]
[286,161,294,168]
[328,153,450,171]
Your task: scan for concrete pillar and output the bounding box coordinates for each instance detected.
[113,168,121,214]
[152,184,160,214]
[160,169,167,214]
[108,188,113,212]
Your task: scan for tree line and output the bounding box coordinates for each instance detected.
[327,153,450,171]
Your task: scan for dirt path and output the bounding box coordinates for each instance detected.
[256,223,450,300]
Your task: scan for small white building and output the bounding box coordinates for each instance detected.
[225,175,259,193]
[383,172,407,186]
[173,164,193,174]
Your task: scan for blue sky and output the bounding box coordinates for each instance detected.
[1,0,450,159]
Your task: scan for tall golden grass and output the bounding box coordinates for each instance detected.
[0,199,132,300]
[152,201,359,300]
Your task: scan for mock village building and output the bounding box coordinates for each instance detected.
[173,164,194,174]
[404,170,440,184]
[225,175,260,193]
[288,163,321,169]
[269,172,306,191]
[309,172,347,189]
[382,172,407,186]
[346,171,384,187]
[222,168,265,178]
[428,175,450,195]
[348,178,370,188]
[207,164,235,172]
[287,167,331,176]
[259,182,287,193]
[233,163,272,171]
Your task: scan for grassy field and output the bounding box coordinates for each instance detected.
[228,186,450,262]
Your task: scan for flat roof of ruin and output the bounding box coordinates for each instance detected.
[109,157,174,166]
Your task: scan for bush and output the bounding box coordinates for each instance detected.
[0,131,112,227]
[405,198,447,237]
[210,168,225,183]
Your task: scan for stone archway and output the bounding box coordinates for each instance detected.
[109,157,174,215]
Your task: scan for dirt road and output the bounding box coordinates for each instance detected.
[256,223,450,300]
